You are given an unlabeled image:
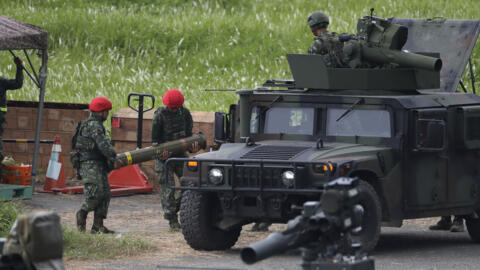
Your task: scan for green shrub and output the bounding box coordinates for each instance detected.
[0,202,20,237]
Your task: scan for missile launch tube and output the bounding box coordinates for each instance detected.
[116,133,206,167]
[362,46,442,71]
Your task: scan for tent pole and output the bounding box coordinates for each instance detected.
[31,49,48,191]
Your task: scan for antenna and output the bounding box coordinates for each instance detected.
[370,8,374,18]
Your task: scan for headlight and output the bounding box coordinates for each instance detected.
[281,170,295,187]
[208,168,224,185]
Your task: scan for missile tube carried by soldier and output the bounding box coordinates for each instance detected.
[115,133,206,167]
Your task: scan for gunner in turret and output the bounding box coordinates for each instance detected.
[307,11,346,68]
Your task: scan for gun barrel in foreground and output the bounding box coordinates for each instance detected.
[116,133,207,167]
[241,231,300,264]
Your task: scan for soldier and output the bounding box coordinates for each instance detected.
[307,11,345,68]
[74,97,117,234]
[0,56,23,178]
[429,216,464,232]
[152,89,199,231]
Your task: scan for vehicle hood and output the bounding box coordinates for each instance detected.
[195,140,392,162]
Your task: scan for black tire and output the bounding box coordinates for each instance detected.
[180,190,241,250]
[350,180,382,252]
[466,214,480,243]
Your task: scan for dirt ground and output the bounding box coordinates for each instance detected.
[21,188,455,270]
[22,190,287,269]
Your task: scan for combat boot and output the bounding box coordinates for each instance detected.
[168,218,181,232]
[251,222,271,232]
[76,209,88,232]
[164,212,181,232]
[91,215,115,234]
[450,217,465,233]
[429,216,452,231]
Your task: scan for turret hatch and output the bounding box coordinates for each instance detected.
[392,18,480,92]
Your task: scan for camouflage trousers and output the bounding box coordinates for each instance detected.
[78,161,111,219]
[0,111,5,178]
[155,159,184,220]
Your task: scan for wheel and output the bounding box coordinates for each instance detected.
[180,190,241,250]
[466,213,480,243]
[350,180,382,252]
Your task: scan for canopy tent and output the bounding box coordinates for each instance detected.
[0,14,48,190]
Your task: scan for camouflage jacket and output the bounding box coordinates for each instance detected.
[73,113,117,172]
[151,107,193,154]
[308,31,346,68]
[0,66,23,107]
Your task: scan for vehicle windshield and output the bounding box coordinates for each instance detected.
[251,106,315,135]
[326,108,391,138]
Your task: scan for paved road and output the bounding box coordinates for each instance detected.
[81,227,479,270]
[24,193,480,270]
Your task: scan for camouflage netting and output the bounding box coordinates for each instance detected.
[0,15,47,50]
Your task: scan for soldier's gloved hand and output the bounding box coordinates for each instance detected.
[13,56,23,67]
[160,149,172,160]
[338,33,356,42]
[190,141,200,153]
[114,160,124,169]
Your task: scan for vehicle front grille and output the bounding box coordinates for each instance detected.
[240,145,309,160]
[229,166,284,188]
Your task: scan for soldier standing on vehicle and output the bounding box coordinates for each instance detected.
[0,56,23,177]
[429,216,465,232]
[152,89,199,231]
[307,11,345,68]
[74,97,117,234]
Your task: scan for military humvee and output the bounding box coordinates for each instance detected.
[166,15,480,251]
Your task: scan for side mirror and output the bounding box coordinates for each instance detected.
[416,119,445,150]
[214,112,226,143]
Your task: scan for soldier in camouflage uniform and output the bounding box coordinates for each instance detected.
[0,57,23,178]
[152,89,199,231]
[74,97,117,234]
[307,11,346,68]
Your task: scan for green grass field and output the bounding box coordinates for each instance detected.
[1,0,479,115]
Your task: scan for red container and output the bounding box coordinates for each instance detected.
[2,165,32,186]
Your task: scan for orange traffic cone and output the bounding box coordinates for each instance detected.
[40,136,66,192]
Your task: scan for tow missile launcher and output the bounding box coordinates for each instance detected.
[342,8,442,71]
[115,133,206,167]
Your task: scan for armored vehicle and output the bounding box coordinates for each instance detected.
[167,15,480,251]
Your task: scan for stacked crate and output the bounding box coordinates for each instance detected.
[3,101,89,180]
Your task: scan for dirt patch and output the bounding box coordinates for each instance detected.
[23,192,444,270]
[22,193,277,269]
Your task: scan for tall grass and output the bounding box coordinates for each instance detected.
[0,0,479,115]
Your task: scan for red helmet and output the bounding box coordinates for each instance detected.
[89,97,112,112]
[162,89,184,108]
